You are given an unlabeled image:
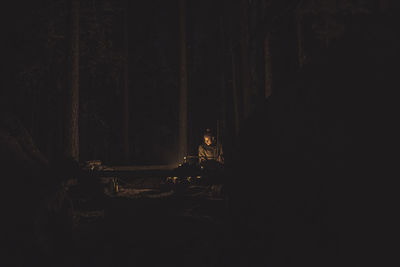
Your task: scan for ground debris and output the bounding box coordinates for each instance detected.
[83,160,103,171]
[65,170,228,266]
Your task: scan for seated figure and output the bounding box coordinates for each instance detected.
[198,129,223,170]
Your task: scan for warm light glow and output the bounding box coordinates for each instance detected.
[204,136,212,146]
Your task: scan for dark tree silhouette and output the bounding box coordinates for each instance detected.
[64,0,80,162]
[264,32,272,98]
[239,0,251,120]
[123,0,130,162]
[179,0,188,161]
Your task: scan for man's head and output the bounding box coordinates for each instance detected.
[203,129,214,146]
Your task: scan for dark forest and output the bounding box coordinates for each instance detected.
[1,0,398,266]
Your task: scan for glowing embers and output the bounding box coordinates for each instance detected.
[166,176,179,183]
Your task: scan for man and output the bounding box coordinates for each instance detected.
[198,129,224,167]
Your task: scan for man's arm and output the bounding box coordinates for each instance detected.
[198,145,207,164]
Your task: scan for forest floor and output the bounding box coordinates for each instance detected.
[67,171,231,267]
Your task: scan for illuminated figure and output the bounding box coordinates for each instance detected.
[198,129,224,168]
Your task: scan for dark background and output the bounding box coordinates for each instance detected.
[6,0,396,166]
[1,1,398,265]
[2,0,228,165]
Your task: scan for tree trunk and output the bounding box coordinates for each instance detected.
[231,47,240,139]
[264,33,272,98]
[64,0,80,161]
[31,85,36,138]
[219,13,226,138]
[178,0,188,162]
[123,0,130,163]
[296,12,305,68]
[325,13,331,48]
[240,0,250,119]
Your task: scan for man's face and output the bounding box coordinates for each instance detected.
[204,136,212,146]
